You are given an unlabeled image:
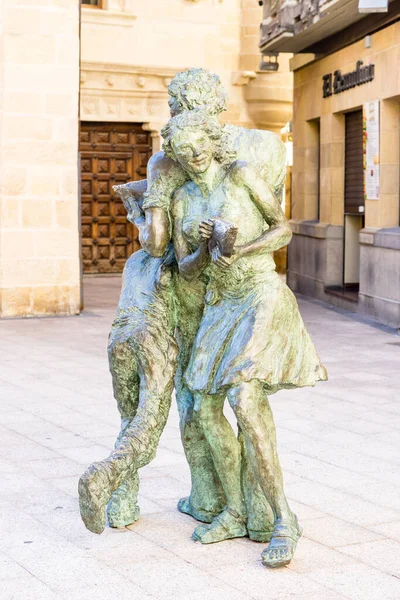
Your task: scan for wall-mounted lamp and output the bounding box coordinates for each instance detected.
[364,35,372,48]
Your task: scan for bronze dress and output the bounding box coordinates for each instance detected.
[178,170,328,396]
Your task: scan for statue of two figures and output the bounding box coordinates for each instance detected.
[78,69,327,569]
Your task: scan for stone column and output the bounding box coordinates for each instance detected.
[143,122,163,154]
[319,112,345,226]
[0,0,81,317]
[359,99,400,328]
[289,106,344,301]
[292,116,320,221]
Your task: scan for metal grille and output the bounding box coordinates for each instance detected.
[345,110,364,215]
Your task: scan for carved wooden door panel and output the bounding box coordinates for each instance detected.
[79,122,152,273]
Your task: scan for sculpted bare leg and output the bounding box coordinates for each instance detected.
[78,366,174,535]
[106,340,140,529]
[78,290,177,535]
[227,381,301,568]
[174,341,226,523]
[192,393,247,543]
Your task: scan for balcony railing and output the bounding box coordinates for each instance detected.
[259,0,375,53]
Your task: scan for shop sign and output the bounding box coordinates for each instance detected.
[322,61,375,98]
[363,100,380,201]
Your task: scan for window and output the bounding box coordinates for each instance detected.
[82,0,102,7]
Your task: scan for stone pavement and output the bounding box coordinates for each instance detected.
[1,275,400,600]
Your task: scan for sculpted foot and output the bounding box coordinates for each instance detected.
[108,505,140,529]
[261,515,302,568]
[177,497,218,524]
[78,462,114,535]
[107,495,140,529]
[192,508,247,544]
[107,476,140,528]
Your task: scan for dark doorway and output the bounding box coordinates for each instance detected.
[344,110,364,292]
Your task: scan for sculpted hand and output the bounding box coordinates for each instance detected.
[199,219,214,242]
[212,251,239,269]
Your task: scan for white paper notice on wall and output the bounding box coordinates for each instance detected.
[363,100,380,201]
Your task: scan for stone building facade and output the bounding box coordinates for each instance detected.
[80,0,292,136]
[0,0,81,318]
[260,0,400,329]
[0,0,293,317]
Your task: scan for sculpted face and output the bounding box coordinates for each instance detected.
[171,129,213,175]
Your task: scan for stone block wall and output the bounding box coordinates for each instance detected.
[80,0,293,132]
[359,228,400,328]
[0,0,81,317]
[289,23,400,327]
[287,221,348,307]
[81,0,249,125]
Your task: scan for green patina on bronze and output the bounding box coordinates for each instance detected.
[78,68,327,569]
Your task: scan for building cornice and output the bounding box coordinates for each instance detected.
[81,7,137,27]
[81,62,180,78]
[79,62,182,133]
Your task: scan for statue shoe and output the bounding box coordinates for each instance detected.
[192,507,247,544]
[261,515,302,568]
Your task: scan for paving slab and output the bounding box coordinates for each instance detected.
[0,275,399,599]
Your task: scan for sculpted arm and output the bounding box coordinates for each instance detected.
[234,163,292,258]
[171,193,210,282]
[125,195,170,258]
[138,206,170,257]
[139,152,186,257]
[116,152,187,257]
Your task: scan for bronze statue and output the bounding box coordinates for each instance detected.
[78,68,327,569]
[164,107,327,566]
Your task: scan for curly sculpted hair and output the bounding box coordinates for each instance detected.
[168,68,228,116]
[161,109,236,166]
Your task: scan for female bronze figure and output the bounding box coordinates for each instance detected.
[164,108,327,567]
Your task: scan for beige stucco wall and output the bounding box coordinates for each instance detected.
[0,0,81,318]
[289,24,400,327]
[292,23,400,229]
[80,0,293,134]
[0,0,294,318]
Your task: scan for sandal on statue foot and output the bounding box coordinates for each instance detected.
[192,508,247,544]
[78,462,113,535]
[177,497,219,524]
[261,515,302,569]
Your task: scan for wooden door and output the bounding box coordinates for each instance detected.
[79,122,152,274]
